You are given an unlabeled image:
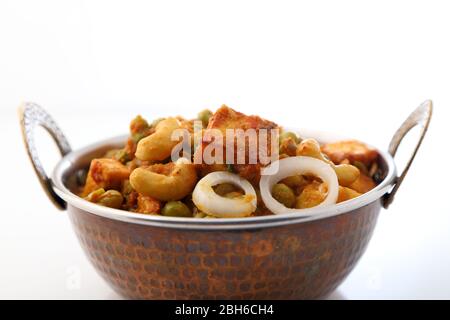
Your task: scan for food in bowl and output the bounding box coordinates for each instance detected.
[79,105,381,218]
[19,100,431,299]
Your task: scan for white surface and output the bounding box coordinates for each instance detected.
[1,0,450,299]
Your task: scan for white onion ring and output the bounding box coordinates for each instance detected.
[192,172,257,218]
[260,156,339,215]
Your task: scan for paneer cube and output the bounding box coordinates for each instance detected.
[321,140,378,166]
[195,105,279,185]
[82,158,130,196]
[135,194,161,214]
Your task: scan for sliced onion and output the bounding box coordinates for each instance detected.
[260,156,339,215]
[192,172,257,218]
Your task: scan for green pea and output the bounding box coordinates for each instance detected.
[214,183,237,196]
[84,188,106,202]
[272,183,296,208]
[97,190,123,209]
[114,149,131,164]
[279,131,300,144]
[130,115,149,134]
[197,109,213,127]
[162,201,192,217]
[281,175,305,188]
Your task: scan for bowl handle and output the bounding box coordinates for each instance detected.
[383,100,433,209]
[19,102,72,210]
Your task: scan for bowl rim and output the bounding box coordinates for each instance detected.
[52,129,397,230]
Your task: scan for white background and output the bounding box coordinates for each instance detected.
[1,0,449,299]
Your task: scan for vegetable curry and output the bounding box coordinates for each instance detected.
[79,105,380,218]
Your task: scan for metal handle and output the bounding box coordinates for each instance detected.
[383,100,433,209]
[19,102,72,210]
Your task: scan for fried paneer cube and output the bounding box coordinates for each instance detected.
[206,105,278,133]
[135,194,161,215]
[82,158,130,196]
[321,140,378,166]
[195,105,279,185]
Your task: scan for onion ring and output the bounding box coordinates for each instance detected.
[192,172,257,218]
[260,156,339,215]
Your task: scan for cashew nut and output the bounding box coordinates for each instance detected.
[296,138,360,187]
[130,159,197,201]
[135,117,182,161]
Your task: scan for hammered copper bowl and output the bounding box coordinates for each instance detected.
[20,101,432,299]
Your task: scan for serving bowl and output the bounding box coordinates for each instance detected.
[19,101,432,299]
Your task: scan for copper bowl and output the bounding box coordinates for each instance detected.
[19,101,432,299]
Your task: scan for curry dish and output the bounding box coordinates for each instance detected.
[79,105,380,218]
